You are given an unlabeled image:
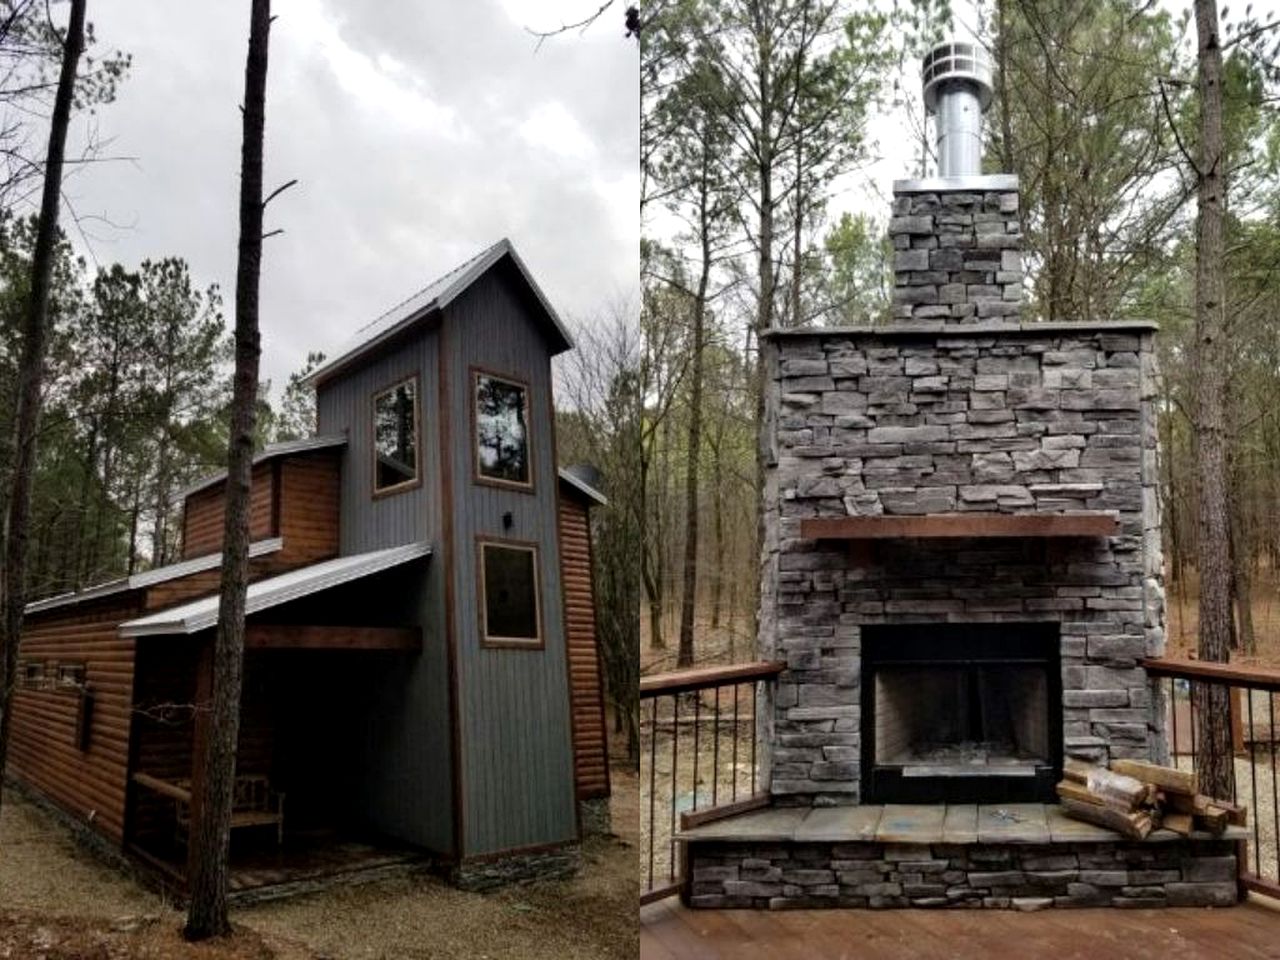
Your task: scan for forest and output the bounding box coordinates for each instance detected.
[639,0,1280,682]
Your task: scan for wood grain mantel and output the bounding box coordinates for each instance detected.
[800,512,1120,541]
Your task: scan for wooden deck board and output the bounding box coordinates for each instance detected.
[641,897,1280,959]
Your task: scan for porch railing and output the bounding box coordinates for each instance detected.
[1142,656,1280,900]
[639,660,784,904]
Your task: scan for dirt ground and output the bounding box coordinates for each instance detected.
[0,767,639,960]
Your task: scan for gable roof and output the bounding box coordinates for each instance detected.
[25,537,285,616]
[117,541,432,637]
[176,434,348,501]
[303,238,573,389]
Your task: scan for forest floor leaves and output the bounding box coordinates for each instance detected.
[0,767,638,959]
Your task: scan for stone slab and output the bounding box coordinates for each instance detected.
[977,804,1050,844]
[875,805,947,843]
[676,807,805,842]
[942,804,979,843]
[794,805,883,842]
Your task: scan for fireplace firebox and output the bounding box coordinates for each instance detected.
[861,623,1062,804]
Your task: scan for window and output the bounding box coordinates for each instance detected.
[20,661,44,688]
[372,377,419,494]
[479,540,542,646]
[474,371,531,488]
[57,663,86,689]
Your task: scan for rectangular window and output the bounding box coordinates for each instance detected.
[21,661,44,688]
[57,663,86,689]
[479,539,542,646]
[474,370,531,488]
[372,377,419,495]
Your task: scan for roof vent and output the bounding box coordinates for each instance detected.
[922,40,993,178]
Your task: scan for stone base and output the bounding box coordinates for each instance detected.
[451,844,581,891]
[580,796,612,837]
[687,838,1239,909]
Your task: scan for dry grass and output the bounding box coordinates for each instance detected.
[0,768,639,960]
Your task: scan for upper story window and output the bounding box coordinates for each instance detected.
[474,370,532,489]
[372,376,420,495]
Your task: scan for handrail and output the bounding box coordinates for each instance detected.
[639,660,785,697]
[1142,657,1280,693]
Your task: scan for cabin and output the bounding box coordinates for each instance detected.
[6,238,612,893]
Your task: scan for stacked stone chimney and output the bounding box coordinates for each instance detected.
[889,177,1023,322]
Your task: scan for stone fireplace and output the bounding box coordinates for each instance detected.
[680,40,1241,912]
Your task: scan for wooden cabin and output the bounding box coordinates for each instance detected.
[7,239,611,890]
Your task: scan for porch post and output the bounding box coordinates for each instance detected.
[186,635,214,883]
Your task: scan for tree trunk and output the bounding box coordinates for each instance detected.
[1228,427,1255,656]
[677,136,711,669]
[184,0,270,940]
[1191,0,1234,802]
[0,0,85,816]
[709,424,725,630]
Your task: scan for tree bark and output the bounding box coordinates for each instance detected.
[0,0,85,816]
[184,0,270,940]
[677,125,712,669]
[1191,0,1234,802]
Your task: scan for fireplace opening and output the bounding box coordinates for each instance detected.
[861,623,1062,803]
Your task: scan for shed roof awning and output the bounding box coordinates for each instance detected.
[25,537,285,616]
[118,541,432,637]
[558,467,607,506]
[800,512,1120,540]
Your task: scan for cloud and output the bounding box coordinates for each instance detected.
[58,0,638,395]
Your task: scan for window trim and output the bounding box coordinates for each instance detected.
[370,373,423,499]
[57,662,87,690]
[470,366,535,493]
[476,535,544,649]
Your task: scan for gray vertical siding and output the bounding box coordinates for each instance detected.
[444,267,577,856]
[315,328,454,854]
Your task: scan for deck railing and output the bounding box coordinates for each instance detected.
[1142,656,1280,900]
[639,660,784,904]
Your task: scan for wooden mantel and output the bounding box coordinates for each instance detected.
[800,512,1120,541]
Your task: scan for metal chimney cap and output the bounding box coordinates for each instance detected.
[922,40,993,114]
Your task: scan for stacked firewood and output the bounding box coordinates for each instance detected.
[1056,758,1247,840]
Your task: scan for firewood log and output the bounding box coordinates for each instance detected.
[1109,759,1197,795]
[1085,768,1148,809]
[1161,812,1194,836]
[1060,797,1153,840]
[1063,758,1094,785]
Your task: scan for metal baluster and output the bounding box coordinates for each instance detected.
[1169,677,1179,769]
[647,696,657,892]
[751,682,758,795]
[712,682,721,807]
[1248,687,1259,876]
[692,692,701,812]
[1270,690,1278,882]
[731,684,740,803]
[670,694,680,883]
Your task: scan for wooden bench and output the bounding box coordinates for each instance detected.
[133,772,285,846]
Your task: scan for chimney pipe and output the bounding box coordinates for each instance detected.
[922,40,993,178]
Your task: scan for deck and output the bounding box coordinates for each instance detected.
[640,896,1280,958]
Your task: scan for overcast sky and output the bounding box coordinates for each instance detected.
[59,0,638,394]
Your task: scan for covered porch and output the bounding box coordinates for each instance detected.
[121,544,437,895]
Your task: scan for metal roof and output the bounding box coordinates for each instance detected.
[557,468,607,506]
[118,541,433,637]
[25,538,285,615]
[302,238,574,388]
[176,434,348,501]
